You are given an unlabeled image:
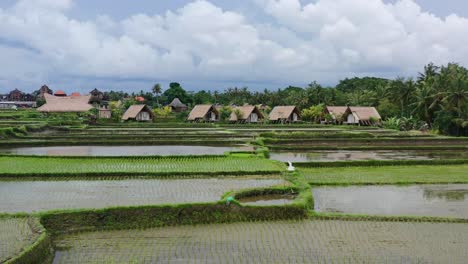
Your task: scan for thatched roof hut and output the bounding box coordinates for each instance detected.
[269,106,301,123]
[324,106,348,123]
[229,105,264,123]
[345,106,381,125]
[168,98,188,112]
[187,104,219,122]
[37,94,93,113]
[122,105,154,121]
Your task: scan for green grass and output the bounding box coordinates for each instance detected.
[301,164,468,185]
[0,156,282,177]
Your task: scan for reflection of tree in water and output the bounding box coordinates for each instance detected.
[423,189,468,201]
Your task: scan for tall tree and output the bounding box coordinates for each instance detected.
[152,83,162,107]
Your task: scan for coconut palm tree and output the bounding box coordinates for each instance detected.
[152,83,162,107]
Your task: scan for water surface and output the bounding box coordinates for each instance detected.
[238,194,296,206]
[0,178,285,213]
[270,150,467,162]
[0,145,241,156]
[313,184,468,218]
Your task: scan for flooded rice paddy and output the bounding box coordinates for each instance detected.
[313,184,468,218]
[0,178,285,213]
[53,220,468,263]
[270,150,467,162]
[0,217,40,263]
[0,145,244,156]
[238,194,297,206]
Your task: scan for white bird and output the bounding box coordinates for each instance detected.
[287,161,295,171]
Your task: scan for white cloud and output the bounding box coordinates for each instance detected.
[0,0,468,91]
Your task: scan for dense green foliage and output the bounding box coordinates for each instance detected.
[99,62,467,135]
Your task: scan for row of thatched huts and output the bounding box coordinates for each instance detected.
[36,93,381,125]
[187,105,301,123]
[187,104,381,125]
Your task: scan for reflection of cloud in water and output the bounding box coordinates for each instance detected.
[313,184,468,218]
[269,150,466,162]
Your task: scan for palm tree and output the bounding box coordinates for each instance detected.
[411,85,434,126]
[152,83,162,107]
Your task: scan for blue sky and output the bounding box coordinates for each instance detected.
[1,0,468,93]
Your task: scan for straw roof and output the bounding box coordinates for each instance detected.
[188,104,216,121]
[122,105,154,120]
[348,106,381,121]
[269,106,299,121]
[229,105,263,121]
[168,98,186,107]
[326,106,348,117]
[37,94,93,112]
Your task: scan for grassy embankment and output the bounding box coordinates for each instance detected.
[299,164,468,185]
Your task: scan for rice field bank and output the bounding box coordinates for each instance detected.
[53,220,468,263]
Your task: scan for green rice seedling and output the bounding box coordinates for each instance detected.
[52,220,468,263]
[0,156,283,177]
[300,164,468,185]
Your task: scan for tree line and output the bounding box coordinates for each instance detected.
[106,63,467,136]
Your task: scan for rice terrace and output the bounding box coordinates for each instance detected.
[0,103,467,263]
[1,0,468,263]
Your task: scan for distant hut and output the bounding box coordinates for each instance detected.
[122,105,154,122]
[187,105,219,122]
[135,96,145,103]
[269,106,301,123]
[168,98,188,112]
[90,88,104,103]
[35,85,53,100]
[70,92,81,97]
[54,90,67,97]
[8,89,23,101]
[344,107,382,126]
[324,106,348,124]
[98,106,112,119]
[229,105,264,123]
[37,94,93,113]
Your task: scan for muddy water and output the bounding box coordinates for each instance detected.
[0,145,241,156]
[270,150,467,162]
[0,178,285,213]
[313,184,468,218]
[238,194,296,206]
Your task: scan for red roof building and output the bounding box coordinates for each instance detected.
[135,96,145,102]
[54,90,67,97]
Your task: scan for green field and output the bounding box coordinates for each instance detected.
[0,156,282,177]
[53,220,468,263]
[301,164,468,185]
[0,217,41,263]
[1,109,468,263]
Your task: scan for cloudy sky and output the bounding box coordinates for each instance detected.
[1,0,467,93]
